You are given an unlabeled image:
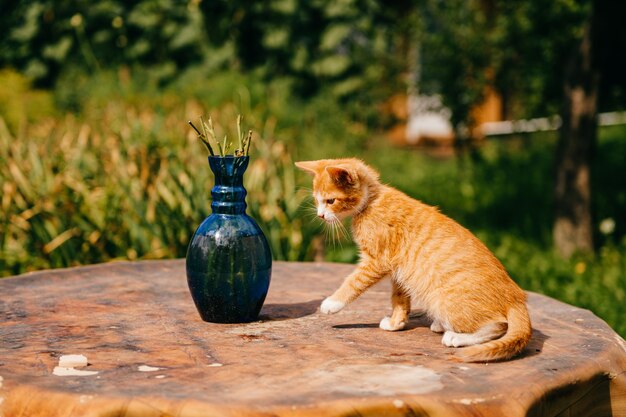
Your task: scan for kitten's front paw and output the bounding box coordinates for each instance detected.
[379,316,406,331]
[320,297,345,314]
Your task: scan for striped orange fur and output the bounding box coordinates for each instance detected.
[295,158,532,362]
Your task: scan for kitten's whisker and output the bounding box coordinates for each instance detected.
[327,221,336,250]
[325,223,335,250]
[327,222,333,248]
[300,202,319,221]
[337,219,350,241]
[303,210,319,221]
[327,217,346,249]
[299,203,316,212]
[334,221,344,249]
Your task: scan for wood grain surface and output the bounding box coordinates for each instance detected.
[1,260,625,417]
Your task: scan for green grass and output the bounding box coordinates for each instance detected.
[1,69,625,337]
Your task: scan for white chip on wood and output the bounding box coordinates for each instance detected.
[138,365,160,372]
[53,354,98,376]
[393,399,405,408]
[58,354,88,368]
[53,367,99,376]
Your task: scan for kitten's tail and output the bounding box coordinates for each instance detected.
[457,303,532,362]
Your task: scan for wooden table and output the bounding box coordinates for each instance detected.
[1,260,625,417]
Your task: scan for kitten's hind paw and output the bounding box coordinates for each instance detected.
[320,297,345,314]
[379,316,406,331]
[442,331,472,347]
[430,320,445,333]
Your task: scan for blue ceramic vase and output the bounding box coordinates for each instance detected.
[186,155,272,323]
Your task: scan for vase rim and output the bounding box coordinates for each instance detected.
[208,155,249,160]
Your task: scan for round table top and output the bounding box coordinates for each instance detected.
[1,260,625,417]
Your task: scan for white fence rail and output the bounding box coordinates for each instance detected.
[479,111,626,136]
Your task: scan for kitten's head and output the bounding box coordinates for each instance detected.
[295,158,379,223]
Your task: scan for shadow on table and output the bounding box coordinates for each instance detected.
[520,328,549,360]
[333,311,430,330]
[332,322,549,359]
[259,299,322,321]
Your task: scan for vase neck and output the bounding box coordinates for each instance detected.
[209,156,249,215]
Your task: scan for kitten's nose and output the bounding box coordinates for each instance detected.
[318,213,325,219]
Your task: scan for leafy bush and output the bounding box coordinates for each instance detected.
[0,0,208,86]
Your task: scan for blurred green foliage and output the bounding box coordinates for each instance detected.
[419,0,626,126]
[0,0,414,115]
[0,0,207,84]
[3,0,624,127]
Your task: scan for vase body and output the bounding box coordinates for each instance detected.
[186,156,272,323]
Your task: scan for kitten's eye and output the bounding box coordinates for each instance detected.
[326,198,336,205]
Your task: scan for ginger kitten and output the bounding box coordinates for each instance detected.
[295,158,532,362]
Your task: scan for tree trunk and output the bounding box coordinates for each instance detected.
[553,22,599,258]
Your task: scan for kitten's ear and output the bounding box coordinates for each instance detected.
[295,161,321,176]
[326,166,357,188]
